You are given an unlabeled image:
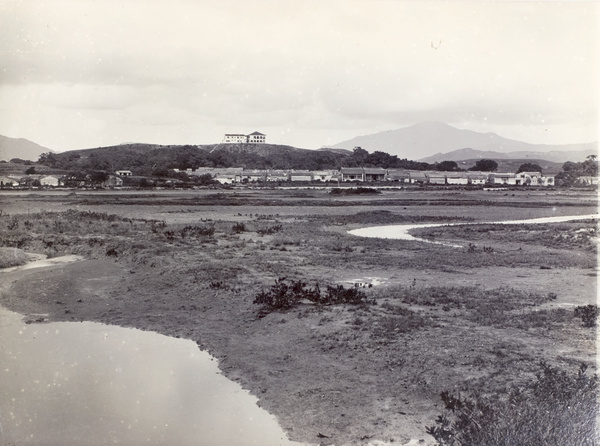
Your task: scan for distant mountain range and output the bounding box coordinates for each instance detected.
[328,122,597,164]
[0,135,52,161]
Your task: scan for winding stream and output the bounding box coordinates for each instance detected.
[0,306,306,446]
[348,213,599,245]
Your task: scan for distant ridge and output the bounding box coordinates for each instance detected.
[0,135,53,161]
[329,122,597,163]
[419,147,596,164]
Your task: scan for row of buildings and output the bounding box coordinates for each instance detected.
[175,167,558,186]
[2,168,584,189]
[0,174,125,188]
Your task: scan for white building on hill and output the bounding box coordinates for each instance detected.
[223,131,266,144]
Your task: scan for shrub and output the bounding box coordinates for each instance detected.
[322,284,369,305]
[426,362,598,446]
[256,224,283,235]
[180,224,215,238]
[254,278,319,310]
[232,222,246,233]
[574,304,599,327]
[0,247,29,268]
[254,278,370,312]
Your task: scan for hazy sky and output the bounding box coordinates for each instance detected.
[0,0,598,152]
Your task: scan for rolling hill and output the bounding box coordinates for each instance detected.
[0,135,53,161]
[329,122,597,163]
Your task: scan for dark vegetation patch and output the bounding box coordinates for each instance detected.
[428,362,598,446]
[253,277,373,314]
[329,187,381,195]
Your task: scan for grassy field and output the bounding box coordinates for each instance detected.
[0,188,597,445]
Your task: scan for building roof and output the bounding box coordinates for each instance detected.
[249,131,265,135]
[340,168,364,174]
[363,168,386,174]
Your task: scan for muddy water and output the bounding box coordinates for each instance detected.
[0,306,306,446]
[348,214,599,244]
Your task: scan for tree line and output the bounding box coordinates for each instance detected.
[32,144,597,186]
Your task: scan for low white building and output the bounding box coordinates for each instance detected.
[491,173,517,185]
[312,170,336,182]
[40,175,60,187]
[445,173,469,185]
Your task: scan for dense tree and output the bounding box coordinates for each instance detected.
[555,155,598,186]
[468,159,498,172]
[516,163,543,174]
[25,166,36,175]
[88,171,109,185]
[582,155,598,176]
[38,152,58,167]
[435,160,460,171]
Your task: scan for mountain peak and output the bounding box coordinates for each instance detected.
[0,135,53,161]
[329,122,597,161]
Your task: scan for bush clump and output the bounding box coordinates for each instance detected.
[574,304,599,327]
[254,277,370,312]
[329,187,381,195]
[426,362,598,446]
[0,247,29,268]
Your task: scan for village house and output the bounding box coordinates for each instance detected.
[490,173,517,185]
[0,176,19,187]
[312,170,336,182]
[515,171,542,186]
[445,173,470,185]
[266,170,289,182]
[289,170,313,182]
[576,176,599,186]
[214,168,243,184]
[467,172,489,185]
[363,168,386,182]
[386,169,412,183]
[340,167,364,182]
[241,170,267,182]
[40,175,61,187]
[115,170,133,176]
[408,171,428,184]
[426,172,446,185]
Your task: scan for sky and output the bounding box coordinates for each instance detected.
[0,0,598,153]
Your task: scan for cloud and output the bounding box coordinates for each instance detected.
[0,0,597,150]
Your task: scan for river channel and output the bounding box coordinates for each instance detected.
[348,213,599,244]
[0,306,306,446]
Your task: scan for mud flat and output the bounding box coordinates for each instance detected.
[0,189,597,445]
